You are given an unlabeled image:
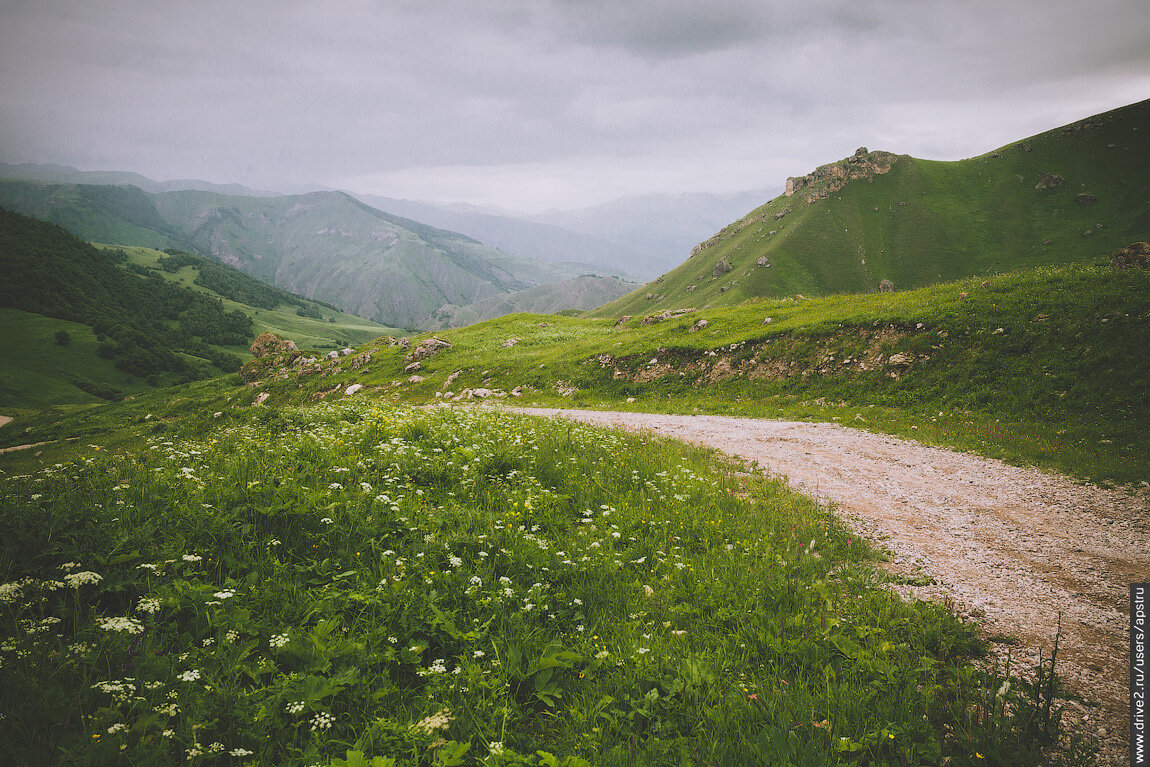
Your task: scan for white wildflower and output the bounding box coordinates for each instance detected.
[64,571,102,588]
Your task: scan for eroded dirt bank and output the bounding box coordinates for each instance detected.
[514,408,1149,766]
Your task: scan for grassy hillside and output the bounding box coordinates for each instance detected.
[6,256,1146,486]
[0,208,394,414]
[113,246,395,350]
[426,275,634,329]
[0,308,154,412]
[596,99,1150,317]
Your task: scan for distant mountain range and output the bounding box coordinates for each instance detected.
[354,189,776,281]
[594,98,1150,318]
[0,178,631,328]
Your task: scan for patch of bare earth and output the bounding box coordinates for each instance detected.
[514,408,1149,766]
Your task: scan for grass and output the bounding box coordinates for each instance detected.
[112,245,397,350]
[0,402,1090,766]
[3,258,1146,485]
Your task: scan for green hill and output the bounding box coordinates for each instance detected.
[0,182,590,329]
[0,208,392,412]
[594,99,1150,318]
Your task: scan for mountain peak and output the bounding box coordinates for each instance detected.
[784,147,900,203]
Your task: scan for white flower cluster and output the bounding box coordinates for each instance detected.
[213,590,235,600]
[286,701,305,714]
[311,712,334,731]
[64,571,102,588]
[413,708,453,734]
[269,633,289,649]
[137,597,161,614]
[99,616,144,634]
[182,554,202,563]
[178,669,201,682]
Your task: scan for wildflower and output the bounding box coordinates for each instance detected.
[268,539,281,546]
[107,723,127,734]
[488,742,505,755]
[213,590,235,600]
[643,585,654,597]
[0,582,22,603]
[59,562,81,572]
[226,630,239,643]
[328,482,343,491]
[182,554,202,563]
[414,709,453,734]
[469,576,482,587]
[137,597,161,614]
[286,701,305,714]
[311,712,334,731]
[320,517,334,525]
[64,571,103,588]
[230,748,253,757]
[178,669,201,682]
[99,616,144,634]
[473,649,485,658]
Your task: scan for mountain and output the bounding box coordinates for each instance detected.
[355,189,776,281]
[529,189,778,277]
[0,162,279,196]
[351,192,635,278]
[0,182,588,329]
[424,274,634,329]
[592,99,1150,318]
[0,206,392,410]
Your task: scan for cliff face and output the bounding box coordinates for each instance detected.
[785,147,900,202]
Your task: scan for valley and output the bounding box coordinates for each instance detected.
[0,98,1147,766]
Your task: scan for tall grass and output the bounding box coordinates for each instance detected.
[0,403,1086,765]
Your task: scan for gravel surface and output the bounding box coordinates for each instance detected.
[515,408,1149,766]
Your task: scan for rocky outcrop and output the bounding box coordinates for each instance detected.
[712,258,732,276]
[785,147,899,203]
[879,279,894,293]
[1110,242,1150,269]
[250,333,298,358]
[404,337,452,363]
[641,307,695,326]
[1034,174,1064,192]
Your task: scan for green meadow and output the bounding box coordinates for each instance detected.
[0,403,1086,766]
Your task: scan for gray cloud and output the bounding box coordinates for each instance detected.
[0,0,1146,211]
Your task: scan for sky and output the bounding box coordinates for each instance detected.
[1,0,1148,214]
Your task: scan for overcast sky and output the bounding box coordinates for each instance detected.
[1,0,1147,213]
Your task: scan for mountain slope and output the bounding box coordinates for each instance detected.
[0,182,584,328]
[593,99,1150,318]
[424,274,633,329]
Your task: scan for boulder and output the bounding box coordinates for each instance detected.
[250,333,298,358]
[404,361,422,372]
[441,369,462,390]
[1034,174,1064,191]
[613,315,631,329]
[404,337,452,363]
[344,383,363,396]
[756,256,770,267]
[1076,193,1098,205]
[712,258,732,276]
[500,337,520,348]
[689,319,709,333]
[879,279,894,293]
[1110,242,1150,269]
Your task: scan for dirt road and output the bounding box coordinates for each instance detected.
[515,408,1149,765]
